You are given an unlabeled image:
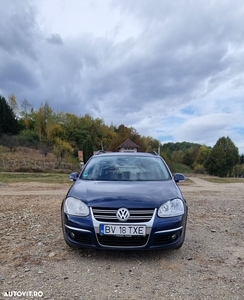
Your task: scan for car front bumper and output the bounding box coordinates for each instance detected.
[61,207,187,250]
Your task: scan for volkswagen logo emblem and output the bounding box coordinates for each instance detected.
[116,208,130,222]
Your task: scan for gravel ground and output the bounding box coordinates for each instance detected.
[0,178,244,300]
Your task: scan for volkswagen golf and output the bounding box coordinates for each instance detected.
[61,151,188,250]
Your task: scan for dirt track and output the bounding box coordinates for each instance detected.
[0,178,244,300]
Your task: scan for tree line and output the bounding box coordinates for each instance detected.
[0,94,243,177]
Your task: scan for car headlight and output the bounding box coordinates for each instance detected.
[64,197,89,216]
[158,198,184,217]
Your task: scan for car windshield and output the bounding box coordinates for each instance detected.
[81,155,171,181]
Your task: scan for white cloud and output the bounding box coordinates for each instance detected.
[35,0,141,41]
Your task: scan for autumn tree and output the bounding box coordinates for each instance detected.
[160,151,171,165]
[82,115,104,150]
[100,125,117,151]
[171,150,184,164]
[32,101,60,143]
[53,138,73,160]
[8,94,19,116]
[197,145,211,165]
[204,137,239,177]
[182,146,200,168]
[141,136,158,153]
[19,99,34,130]
[182,151,195,167]
[109,125,145,151]
[61,113,89,151]
[140,136,159,153]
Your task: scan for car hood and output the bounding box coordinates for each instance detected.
[67,180,183,208]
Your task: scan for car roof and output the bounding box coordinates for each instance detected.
[93,151,160,158]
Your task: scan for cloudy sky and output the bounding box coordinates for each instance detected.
[1,0,244,153]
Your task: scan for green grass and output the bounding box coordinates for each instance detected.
[201,177,244,184]
[0,172,73,184]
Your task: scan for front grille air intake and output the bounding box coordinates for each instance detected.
[92,208,154,223]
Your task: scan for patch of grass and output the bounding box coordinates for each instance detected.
[0,172,73,184]
[202,177,244,184]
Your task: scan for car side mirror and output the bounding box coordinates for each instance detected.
[174,173,185,183]
[69,172,79,181]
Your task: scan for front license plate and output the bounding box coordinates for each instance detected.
[100,224,146,236]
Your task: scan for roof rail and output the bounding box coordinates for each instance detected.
[95,150,106,155]
[148,151,158,156]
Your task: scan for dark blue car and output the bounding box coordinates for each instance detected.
[61,151,188,250]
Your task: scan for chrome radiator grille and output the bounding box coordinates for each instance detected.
[92,208,155,223]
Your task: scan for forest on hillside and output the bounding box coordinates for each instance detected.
[0,95,244,177]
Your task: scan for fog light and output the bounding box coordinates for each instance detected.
[69,232,75,239]
[171,234,178,241]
